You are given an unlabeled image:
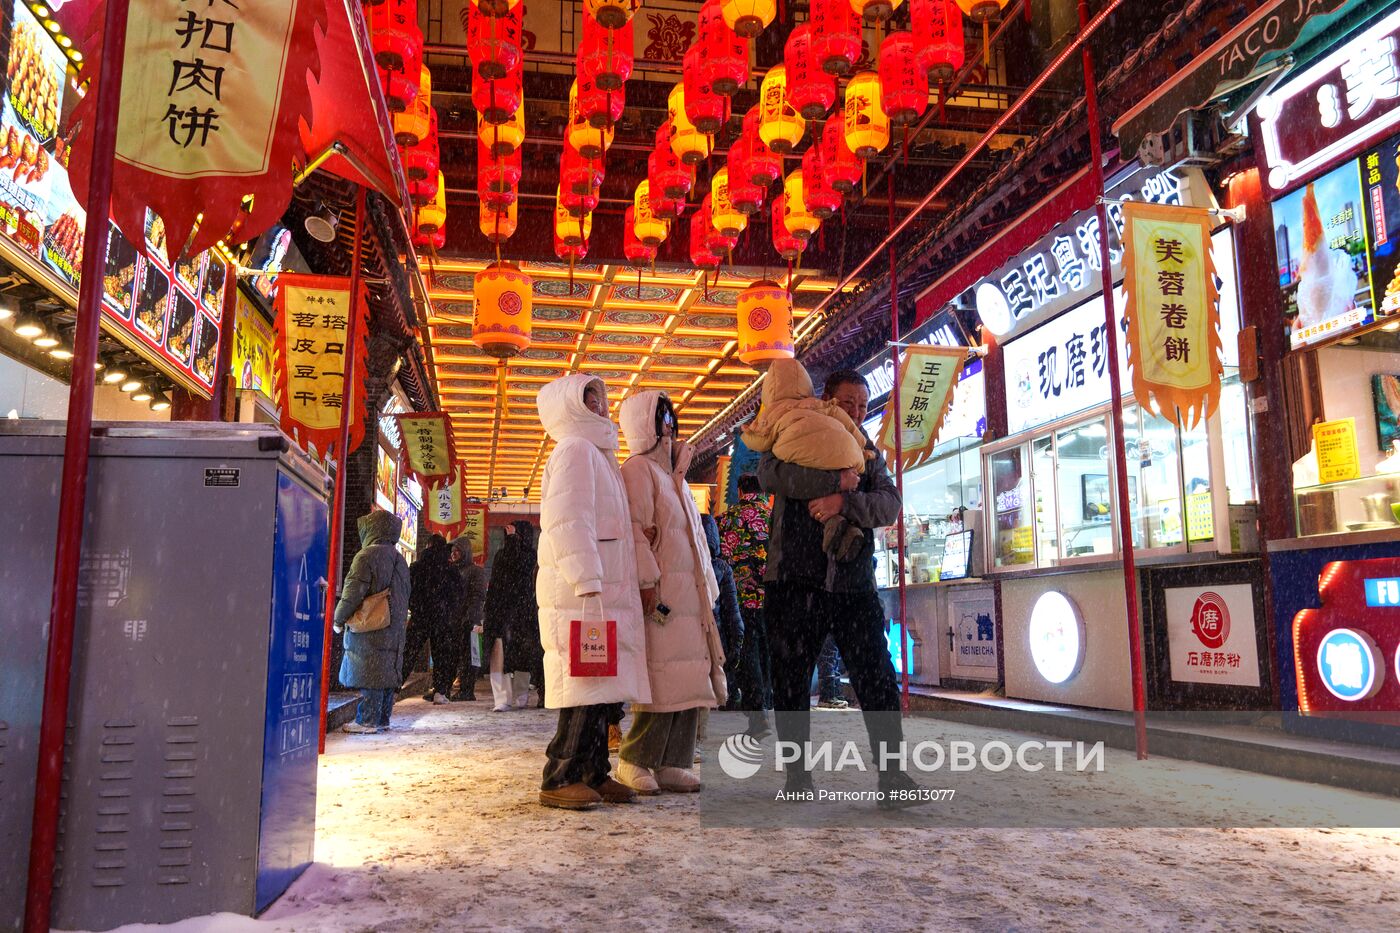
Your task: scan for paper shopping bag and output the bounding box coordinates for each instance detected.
[569,602,618,677]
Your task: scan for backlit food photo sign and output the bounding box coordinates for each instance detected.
[1028,591,1087,685]
[1255,8,1400,195]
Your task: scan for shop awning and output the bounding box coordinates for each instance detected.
[1112,0,1357,160]
[913,168,1099,327]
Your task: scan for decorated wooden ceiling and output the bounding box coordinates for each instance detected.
[424,261,842,500]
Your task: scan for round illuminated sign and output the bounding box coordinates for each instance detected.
[975,282,1013,337]
[1028,591,1086,685]
[1315,628,1383,702]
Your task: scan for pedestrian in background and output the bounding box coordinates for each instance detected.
[484,520,544,710]
[716,473,774,735]
[701,513,744,709]
[535,373,650,810]
[409,534,465,705]
[451,539,488,701]
[334,511,411,734]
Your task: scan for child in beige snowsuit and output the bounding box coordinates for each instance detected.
[741,358,872,561]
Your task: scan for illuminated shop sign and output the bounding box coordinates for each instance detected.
[1256,8,1400,195]
[1315,628,1383,702]
[1028,590,1086,685]
[1366,577,1400,607]
[1164,584,1262,687]
[1293,557,1399,714]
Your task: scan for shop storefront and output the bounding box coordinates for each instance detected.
[1239,7,1400,744]
[378,389,423,564]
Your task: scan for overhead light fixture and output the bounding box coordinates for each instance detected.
[0,297,13,320]
[148,389,171,412]
[33,330,59,349]
[304,201,340,243]
[13,310,43,339]
[103,364,128,384]
[121,369,145,393]
[130,385,153,402]
[1383,320,1400,332]
[49,346,73,360]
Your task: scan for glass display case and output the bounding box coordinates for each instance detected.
[1293,474,1400,537]
[874,438,983,587]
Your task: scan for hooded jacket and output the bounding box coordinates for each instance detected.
[619,390,725,711]
[334,511,411,689]
[409,536,463,630]
[535,374,651,708]
[483,520,543,672]
[741,358,869,473]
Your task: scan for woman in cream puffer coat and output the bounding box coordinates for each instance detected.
[615,390,724,795]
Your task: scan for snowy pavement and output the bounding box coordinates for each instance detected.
[91,696,1400,932]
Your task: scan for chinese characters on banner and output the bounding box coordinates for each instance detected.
[66,0,325,259]
[425,463,467,538]
[1121,201,1222,428]
[877,345,966,473]
[461,504,489,562]
[396,412,456,485]
[273,274,369,461]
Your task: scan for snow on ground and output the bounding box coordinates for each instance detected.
[78,695,1400,932]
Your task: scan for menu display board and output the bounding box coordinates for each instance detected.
[0,0,228,396]
[232,290,275,397]
[1360,132,1400,318]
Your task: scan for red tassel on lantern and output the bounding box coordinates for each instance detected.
[879,31,929,127]
[578,72,625,129]
[683,45,731,134]
[802,144,842,220]
[741,106,782,188]
[698,0,750,97]
[821,112,862,193]
[579,15,634,91]
[809,0,862,77]
[784,25,836,120]
[465,0,523,81]
[624,205,658,267]
[650,121,696,201]
[913,0,966,84]
[473,56,522,125]
[771,193,806,261]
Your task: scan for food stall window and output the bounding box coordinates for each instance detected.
[990,445,1032,567]
[874,436,984,585]
[1220,373,1257,505]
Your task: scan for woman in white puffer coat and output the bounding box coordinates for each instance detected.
[615,390,725,795]
[535,374,651,811]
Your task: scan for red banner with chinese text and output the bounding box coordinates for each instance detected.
[65,0,328,260]
[272,273,369,461]
[425,462,467,538]
[397,412,457,485]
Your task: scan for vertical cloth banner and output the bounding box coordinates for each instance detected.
[1121,201,1222,428]
[66,0,328,259]
[877,345,966,473]
[425,463,467,537]
[273,273,369,460]
[396,412,457,484]
[461,504,489,562]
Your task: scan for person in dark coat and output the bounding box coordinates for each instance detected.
[409,534,465,705]
[701,513,744,698]
[483,520,544,710]
[451,539,489,701]
[333,511,411,733]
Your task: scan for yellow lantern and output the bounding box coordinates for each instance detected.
[668,83,713,165]
[478,104,524,156]
[956,0,1009,62]
[569,80,614,159]
[758,65,805,154]
[471,0,522,15]
[417,172,447,233]
[394,66,432,146]
[720,0,777,38]
[850,0,904,21]
[710,168,747,239]
[781,170,821,241]
[585,0,642,29]
[843,71,890,159]
[736,279,794,368]
[634,180,670,247]
[479,199,517,243]
[472,262,533,358]
[554,189,593,245]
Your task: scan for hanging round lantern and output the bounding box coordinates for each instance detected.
[409,171,440,207]
[584,0,642,29]
[913,0,966,82]
[562,140,604,197]
[771,193,807,262]
[560,179,600,217]
[473,57,522,125]
[698,0,749,97]
[470,0,523,17]
[810,0,862,77]
[725,131,766,215]
[820,112,863,193]
[624,205,658,267]
[668,84,714,165]
[700,194,739,259]
[554,191,593,246]
[784,25,837,120]
[472,262,533,359]
[479,199,518,244]
[379,67,419,113]
[683,46,730,135]
[758,66,805,154]
[568,80,615,159]
[710,168,748,238]
[479,105,525,156]
[782,169,822,240]
[417,172,447,234]
[480,181,517,213]
[554,230,590,266]
[690,204,724,272]
[579,15,634,91]
[479,133,522,197]
[879,31,929,127]
[740,106,781,189]
[720,0,777,38]
[955,0,1007,21]
[578,72,625,129]
[401,108,440,180]
[465,0,523,81]
[650,121,695,200]
[413,226,446,252]
[370,0,424,78]
[844,71,890,159]
[393,66,432,146]
[736,279,794,368]
[801,145,842,219]
[851,0,905,22]
[632,180,670,247]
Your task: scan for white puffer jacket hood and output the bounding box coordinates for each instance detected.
[539,373,618,451]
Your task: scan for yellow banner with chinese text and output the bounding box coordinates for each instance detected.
[273,274,369,461]
[877,345,966,473]
[397,412,456,483]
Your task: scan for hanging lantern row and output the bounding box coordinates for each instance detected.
[370,0,423,112]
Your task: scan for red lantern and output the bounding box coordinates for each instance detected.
[624,206,658,267]
[690,201,724,272]
[562,140,604,197]
[739,107,782,189]
[409,171,440,207]
[879,31,929,126]
[578,71,625,129]
[821,112,862,193]
[810,0,862,77]
[802,144,842,219]
[579,16,634,91]
[726,134,766,215]
[473,56,522,125]
[370,0,423,78]
[479,142,521,211]
[683,45,730,135]
[697,0,749,98]
[771,193,806,262]
[913,0,966,83]
[413,226,447,252]
[785,25,837,120]
[401,107,440,180]
[650,121,695,201]
[465,1,522,81]
[554,229,590,264]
